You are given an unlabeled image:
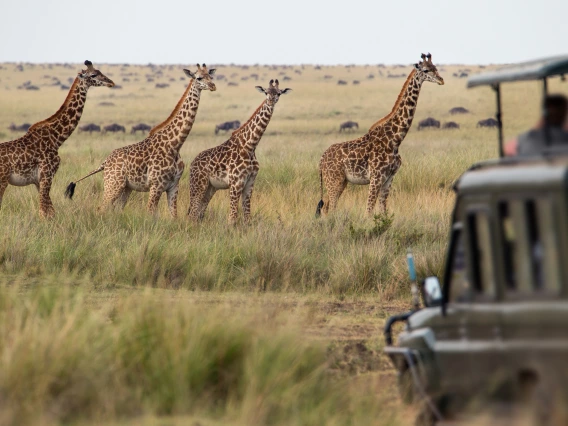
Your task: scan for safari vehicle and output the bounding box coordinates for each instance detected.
[384,55,568,424]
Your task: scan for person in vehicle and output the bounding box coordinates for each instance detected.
[504,94,568,156]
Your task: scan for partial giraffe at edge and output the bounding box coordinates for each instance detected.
[0,61,114,218]
[188,79,291,225]
[65,64,216,217]
[316,53,444,217]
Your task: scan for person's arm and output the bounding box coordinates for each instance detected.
[504,138,518,156]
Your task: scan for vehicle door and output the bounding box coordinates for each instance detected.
[499,196,568,389]
[462,205,505,396]
[432,220,473,398]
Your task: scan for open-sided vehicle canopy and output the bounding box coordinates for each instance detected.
[467,55,568,88]
[467,55,568,157]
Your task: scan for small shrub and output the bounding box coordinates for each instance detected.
[348,212,394,241]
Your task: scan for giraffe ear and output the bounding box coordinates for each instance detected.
[208,68,216,76]
[413,63,420,70]
[183,69,196,79]
[255,86,266,94]
[281,88,292,95]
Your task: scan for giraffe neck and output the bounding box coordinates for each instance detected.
[368,69,423,147]
[149,80,201,152]
[28,77,89,148]
[233,100,274,152]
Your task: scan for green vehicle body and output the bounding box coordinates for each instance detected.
[384,56,568,423]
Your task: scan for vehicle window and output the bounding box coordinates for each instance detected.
[534,198,560,292]
[499,197,560,296]
[510,200,533,293]
[448,229,472,303]
[525,200,544,289]
[498,202,516,290]
[467,210,496,298]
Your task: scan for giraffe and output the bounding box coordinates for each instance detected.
[316,53,444,217]
[0,61,114,218]
[188,79,291,225]
[65,64,216,217]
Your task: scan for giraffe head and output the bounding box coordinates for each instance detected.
[78,60,115,87]
[414,53,444,85]
[255,79,291,106]
[184,64,217,92]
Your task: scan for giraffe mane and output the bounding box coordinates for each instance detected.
[29,77,82,131]
[149,79,195,135]
[368,69,417,132]
[231,100,267,136]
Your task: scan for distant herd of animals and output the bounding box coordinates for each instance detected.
[339,105,497,133]
[9,120,249,135]
[0,55,497,223]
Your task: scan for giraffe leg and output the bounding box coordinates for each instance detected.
[101,174,127,212]
[366,175,384,216]
[378,175,395,213]
[118,187,133,210]
[38,178,55,218]
[324,178,347,214]
[166,184,179,218]
[0,173,10,208]
[379,157,401,213]
[188,174,210,222]
[0,176,8,210]
[166,159,184,219]
[198,184,217,220]
[146,185,162,215]
[241,173,257,224]
[38,159,60,219]
[228,183,244,225]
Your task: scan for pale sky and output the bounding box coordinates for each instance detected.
[1,0,566,65]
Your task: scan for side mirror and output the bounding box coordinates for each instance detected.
[421,276,442,307]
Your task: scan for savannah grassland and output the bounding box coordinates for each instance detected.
[0,61,562,425]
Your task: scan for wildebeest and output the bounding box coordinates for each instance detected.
[215,120,241,135]
[442,121,460,129]
[130,123,152,134]
[102,123,126,134]
[8,123,31,132]
[418,117,441,130]
[339,121,359,132]
[337,80,348,85]
[78,123,101,134]
[449,107,469,115]
[477,118,498,128]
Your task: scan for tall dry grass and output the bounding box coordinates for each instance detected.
[0,62,563,298]
[0,277,397,426]
[1,61,566,425]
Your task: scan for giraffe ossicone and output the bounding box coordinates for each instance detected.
[188,79,291,225]
[316,53,443,217]
[0,60,114,218]
[65,64,216,217]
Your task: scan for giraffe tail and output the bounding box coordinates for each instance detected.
[64,164,105,200]
[315,167,324,218]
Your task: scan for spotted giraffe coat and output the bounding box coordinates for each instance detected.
[0,61,114,218]
[188,80,291,224]
[316,54,444,216]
